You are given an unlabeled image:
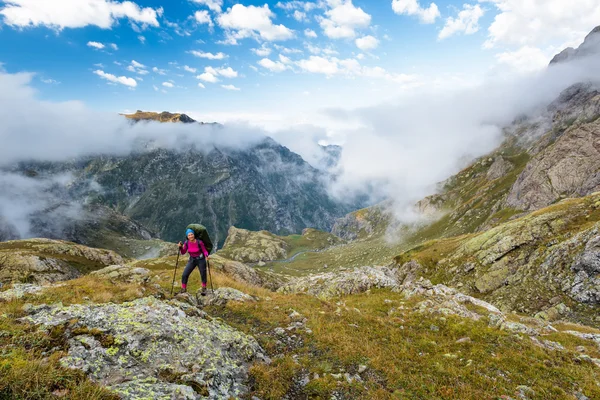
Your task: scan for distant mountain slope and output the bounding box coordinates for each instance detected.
[7,120,353,247]
[550,26,600,64]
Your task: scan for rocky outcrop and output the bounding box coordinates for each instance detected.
[0,239,124,284]
[571,235,600,304]
[278,265,400,298]
[123,110,198,124]
[486,156,513,180]
[332,203,392,241]
[506,118,600,211]
[22,296,268,399]
[0,283,47,301]
[277,264,569,338]
[186,287,257,307]
[220,226,289,263]
[90,265,151,284]
[394,193,600,322]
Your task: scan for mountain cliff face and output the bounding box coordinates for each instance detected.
[10,130,351,247]
[550,26,600,64]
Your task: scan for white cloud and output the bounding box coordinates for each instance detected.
[0,0,162,30]
[297,55,339,75]
[319,0,371,39]
[482,0,600,49]
[215,66,238,78]
[251,45,272,56]
[391,0,440,24]
[184,65,197,73]
[191,0,223,13]
[190,50,227,59]
[495,46,550,73]
[295,55,422,85]
[41,78,60,84]
[306,43,338,55]
[131,60,145,68]
[279,54,292,64]
[277,45,303,54]
[293,10,307,21]
[221,84,240,91]
[87,41,105,49]
[217,4,294,42]
[153,84,159,91]
[198,72,218,83]
[93,70,137,87]
[276,1,320,12]
[304,28,317,38]
[126,60,147,75]
[162,81,174,88]
[258,58,288,72]
[355,35,378,51]
[439,4,484,40]
[152,67,167,75]
[138,35,146,44]
[110,43,119,50]
[198,82,206,88]
[197,66,238,81]
[194,10,213,26]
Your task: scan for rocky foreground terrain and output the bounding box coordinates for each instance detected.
[1,246,599,399]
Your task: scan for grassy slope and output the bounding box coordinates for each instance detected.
[2,265,599,399]
[217,228,343,264]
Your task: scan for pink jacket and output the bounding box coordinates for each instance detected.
[180,240,209,258]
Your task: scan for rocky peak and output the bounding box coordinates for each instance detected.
[123,110,197,123]
[550,25,600,65]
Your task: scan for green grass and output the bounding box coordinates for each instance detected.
[206,288,600,399]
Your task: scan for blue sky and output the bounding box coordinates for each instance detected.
[0,0,598,127]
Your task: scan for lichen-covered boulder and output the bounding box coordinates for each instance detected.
[90,265,151,284]
[22,297,268,399]
[195,287,257,307]
[0,283,45,301]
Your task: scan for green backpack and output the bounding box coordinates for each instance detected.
[186,223,214,254]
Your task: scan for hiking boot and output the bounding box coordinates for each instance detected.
[178,287,187,295]
[200,287,207,296]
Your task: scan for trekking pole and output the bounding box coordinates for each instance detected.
[207,258,215,294]
[170,247,181,297]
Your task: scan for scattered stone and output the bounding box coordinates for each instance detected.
[456,337,471,344]
[358,364,368,374]
[274,327,286,335]
[516,385,535,399]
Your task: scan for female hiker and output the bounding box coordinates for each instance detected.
[178,228,210,296]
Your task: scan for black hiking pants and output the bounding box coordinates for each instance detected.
[182,256,207,285]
